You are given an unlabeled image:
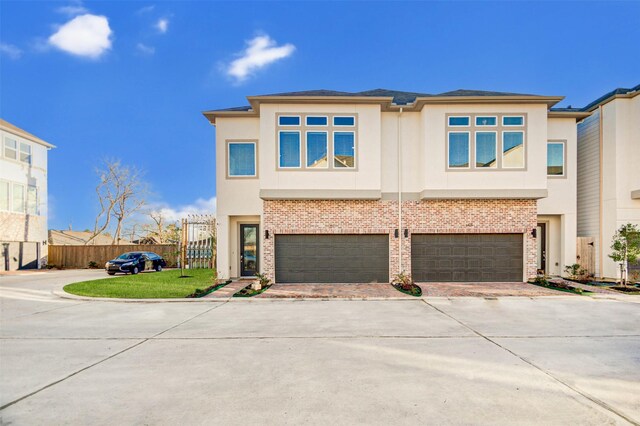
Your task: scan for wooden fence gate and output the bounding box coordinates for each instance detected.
[576,237,596,276]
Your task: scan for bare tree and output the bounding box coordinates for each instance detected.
[140,210,180,244]
[86,159,146,245]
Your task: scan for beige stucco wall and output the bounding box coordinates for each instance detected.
[600,95,640,279]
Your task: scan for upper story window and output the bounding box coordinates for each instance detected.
[446,113,527,170]
[475,116,497,126]
[279,131,301,168]
[12,183,25,213]
[333,116,355,126]
[278,116,300,126]
[547,141,565,177]
[27,186,38,215]
[4,138,17,160]
[227,141,257,177]
[276,113,358,170]
[503,116,525,126]
[448,116,470,127]
[306,116,328,126]
[20,142,31,164]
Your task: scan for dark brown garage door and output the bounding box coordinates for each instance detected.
[275,234,389,283]
[411,234,523,282]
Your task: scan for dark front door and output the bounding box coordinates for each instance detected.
[536,223,547,274]
[240,224,259,276]
[411,234,524,282]
[275,234,389,283]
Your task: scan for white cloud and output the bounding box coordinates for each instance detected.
[148,197,217,222]
[56,0,88,16]
[48,14,112,59]
[155,18,169,33]
[0,42,22,59]
[136,42,155,55]
[226,35,295,83]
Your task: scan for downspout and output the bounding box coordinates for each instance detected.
[598,105,603,279]
[398,107,403,273]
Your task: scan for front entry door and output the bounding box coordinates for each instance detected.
[536,223,547,274]
[240,224,259,276]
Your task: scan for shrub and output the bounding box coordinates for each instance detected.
[255,272,271,287]
[392,271,414,291]
[88,261,99,269]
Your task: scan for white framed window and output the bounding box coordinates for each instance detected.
[12,183,25,213]
[278,116,301,126]
[306,131,328,168]
[448,132,470,168]
[228,142,257,177]
[333,131,355,168]
[306,116,328,126]
[27,185,38,215]
[278,131,301,168]
[547,141,565,176]
[0,180,9,211]
[333,116,355,127]
[503,116,525,126]
[20,142,31,164]
[475,116,497,126]
[475,132,497,168]
[502,131,525,168]
[4,138,17,160]
[448,116,470,127]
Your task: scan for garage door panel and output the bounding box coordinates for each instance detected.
[275,235,389,283]
[412,234,523,282]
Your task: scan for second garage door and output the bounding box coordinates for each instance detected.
[411,234,523,282]
[275,234,389,283]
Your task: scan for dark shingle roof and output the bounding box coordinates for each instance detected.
[207,105,253,112]
[581,83,640,111]
[436,89,538,97]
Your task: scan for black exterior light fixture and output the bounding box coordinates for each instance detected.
[394,229,399,238]
[531,228,537,238]
[264,230,270,239]
[404,229,409,238]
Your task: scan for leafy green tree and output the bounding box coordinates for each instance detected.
[609,223,640,285]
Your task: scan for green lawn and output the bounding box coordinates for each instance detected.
[63,269,216,299]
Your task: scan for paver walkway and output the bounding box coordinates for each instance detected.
[203,280,251,298]
[256,283,410,298]
[416,282,566,297]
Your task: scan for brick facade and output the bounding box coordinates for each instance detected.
[262,199,538,282]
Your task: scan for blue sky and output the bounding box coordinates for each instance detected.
[1,1,639,232]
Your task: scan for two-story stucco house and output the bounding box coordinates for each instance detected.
[0,119,55,271]
[577,85,640,280]
[204,89,587,283]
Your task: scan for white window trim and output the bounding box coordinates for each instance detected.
[547,141,566,177]
[332,116,356,127]
[278,130,302,169]
[305,116,329,127]
[474,131,498,169]
[20,142,31,164]
[12,182,25,213]
[475,116,498,127]
[0,179,10,212]
[332,131,356,168]
[228,142,257,177]
[278,115,302,127]
[447,131,471,169]
[305,131,329,169]
[501,131,526,169]
[4,137,18,160]
[502,115,525,127]
[448,116,471,127]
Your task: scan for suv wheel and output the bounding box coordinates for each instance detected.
[132,266,139,275]
[155,264,162,272]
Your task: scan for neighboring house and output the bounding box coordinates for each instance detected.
[577,84,640,279]
[0,119,55,271]
[48,230,132,245]
[204,89,587,283]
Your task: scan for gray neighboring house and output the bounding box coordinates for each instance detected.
[0,119,55,270]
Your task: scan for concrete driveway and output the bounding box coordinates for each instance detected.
[1,270,639,425]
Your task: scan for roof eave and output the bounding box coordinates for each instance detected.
[0,125,56,148]
[414,95,565,108]
[548,111,592,120]
[202,110,257,125]
[246,95,395,112]
[583,90,640,112]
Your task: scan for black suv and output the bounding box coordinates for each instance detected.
[105,252,167,275]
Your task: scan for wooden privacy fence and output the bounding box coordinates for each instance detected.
[48,244,179,269]
[576,237,596,276]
